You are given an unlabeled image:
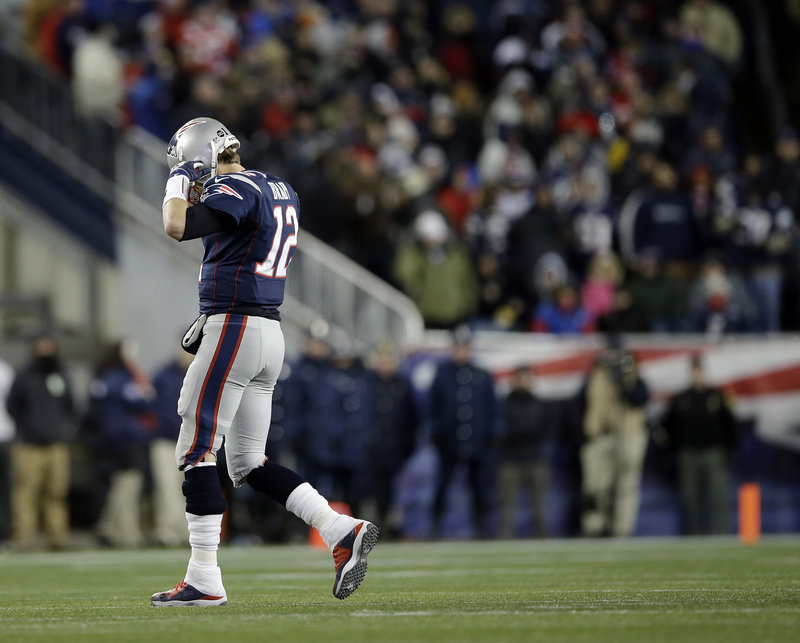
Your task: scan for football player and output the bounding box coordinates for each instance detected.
[151,117,378,606]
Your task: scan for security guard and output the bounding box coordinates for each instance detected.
[662,355,737,534]
[367,344,418,536]
[296,337,372,516]
[429,326,498,538]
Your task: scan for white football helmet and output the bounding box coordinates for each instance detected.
[166,117,240,183]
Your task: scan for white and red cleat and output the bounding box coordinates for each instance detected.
[151,580,227,607]
[331,521,379,600]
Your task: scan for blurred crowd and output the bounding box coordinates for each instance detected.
[9,0,800,334]
[0,327,743,548]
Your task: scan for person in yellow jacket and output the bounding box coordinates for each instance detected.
[580,344,650,537]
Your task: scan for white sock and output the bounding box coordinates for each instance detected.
[185,559,224,595]
[316,512,359,551]
[184,513,224,593]
[286,482,331,525]
[285,482,356,551]
[186,512,223,552]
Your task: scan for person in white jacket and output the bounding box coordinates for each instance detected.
[72,21,123,123]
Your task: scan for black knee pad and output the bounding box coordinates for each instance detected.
[246,460,304,507]
[182,466,226,515]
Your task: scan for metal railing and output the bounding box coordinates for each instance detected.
[286,232,425,351]
[0,44,116,190]
[117,128,425,351]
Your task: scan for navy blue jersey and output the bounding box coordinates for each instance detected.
[197,170,300,314]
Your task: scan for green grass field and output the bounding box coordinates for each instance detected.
[1,537,798,643]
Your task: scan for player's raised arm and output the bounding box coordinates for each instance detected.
[162,161,210,240]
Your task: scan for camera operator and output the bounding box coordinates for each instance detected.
[580,340,650,537]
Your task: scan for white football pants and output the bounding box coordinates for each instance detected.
[175,313,284,486]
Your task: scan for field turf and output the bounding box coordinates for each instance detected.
[1,537,798,642]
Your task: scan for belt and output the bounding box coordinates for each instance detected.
[225,306,281,321]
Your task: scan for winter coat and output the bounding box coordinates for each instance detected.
[292,359,373,469]
[88,366,155,453]
[501,389,553,462]
[392,240,478,328]
[429,360,498,461]
[7,359,75,445]
[625,189,702,262]
[151,361,186,441]
[663,386,737,451]
[368,371,418,468]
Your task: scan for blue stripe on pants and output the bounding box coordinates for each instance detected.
[183,315,248,466]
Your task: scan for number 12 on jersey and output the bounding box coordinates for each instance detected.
[255,204,298,279]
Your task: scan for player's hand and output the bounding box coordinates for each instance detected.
[164,161,211,206]
[169,160,211,184]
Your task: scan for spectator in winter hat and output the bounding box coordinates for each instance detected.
[392,210,479,328]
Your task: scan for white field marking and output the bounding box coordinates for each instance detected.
[350,534,800,552]
[2,582,797,614]
[2,537,798,571]
[236,565,796,583]
[244,567,559,581]
[348,606,795,618]
[319,545,800,566]
[3,534,797,563]
[646,587,800,592]
[3,602,796,618]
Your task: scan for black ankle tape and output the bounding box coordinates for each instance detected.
[183,465,226,515]
[246,460,304,506]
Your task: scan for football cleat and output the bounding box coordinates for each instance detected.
[151,580,227,607]
[332,521,379,600]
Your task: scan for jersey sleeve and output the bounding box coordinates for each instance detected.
[199,174,255,223]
